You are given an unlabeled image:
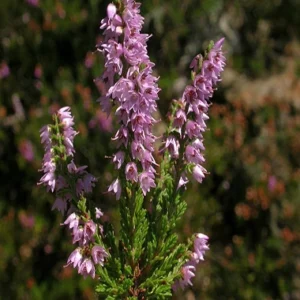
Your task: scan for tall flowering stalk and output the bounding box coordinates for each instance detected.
[162,39,226,190]
[98,0,159,198]
[38,1,225,298]
[38,107,107,278]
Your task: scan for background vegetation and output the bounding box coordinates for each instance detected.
[0,0,299,299]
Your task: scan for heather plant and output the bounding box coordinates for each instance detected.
[38,0,225,298]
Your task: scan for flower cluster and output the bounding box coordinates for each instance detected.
[52,161,97,214]
[173,233,209,290]
[38,0,226,294]
[164,39,226,187]
[98,1,160,198]
[38,107,96,214]
[64,210,108,278]
[39,124,56,192]
[57,107,78,157]
[39,107,108,279]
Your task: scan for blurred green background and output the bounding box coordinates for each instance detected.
[1,0,300,299]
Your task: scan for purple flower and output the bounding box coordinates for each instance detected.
[163,136,180,159]
[52,197,67,214]
[63,213,79,232]
[95,208,104,219]
[189,54,202,72]
[82,173,97,193]
[185,120,203,139]
[57,107,78,157]
[194,233,209,261]
[165,38,225,189]
[173,109,186,131]
[112,126,129,147]
[172,262,196,291]
[39,160,56,192]
[173,233,209,291]
[83,220,97,242]
[72,227,84,244]
[100,3,123,36]
[108,178,122,200]
[125,162,138,182]
[192,138,205,151]
[177,173,189,190]
[181,263,196,287]
[192,165,206,183]
[183,85,198,104]
[185,145,205,164]
[76,173,97,195]
[38,125,56,192]
[139,172,156,196]
[113,151,125,169]
[78,258,96,279]
[66,248,83,268]
[91,245,108,266]
[98,1,160,196]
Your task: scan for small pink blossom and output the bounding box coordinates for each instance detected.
[66,248,83,268]
[113,151,125,169]
[192,165,206,183]
[72,227,84,244]
[164,136,180,158]
[52,197,67,214]
[91,245,108,266]
[83,220,97,242]
[194,233,209,261]
[78,258,95,278]
[177,173,189,190]
[172,262,196,291]
[139,172,156,196]
[185,145,205,164]
[108,178,121,200]
[95,208,104,219]
[125,162,138,182]
[63,213,79,232]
